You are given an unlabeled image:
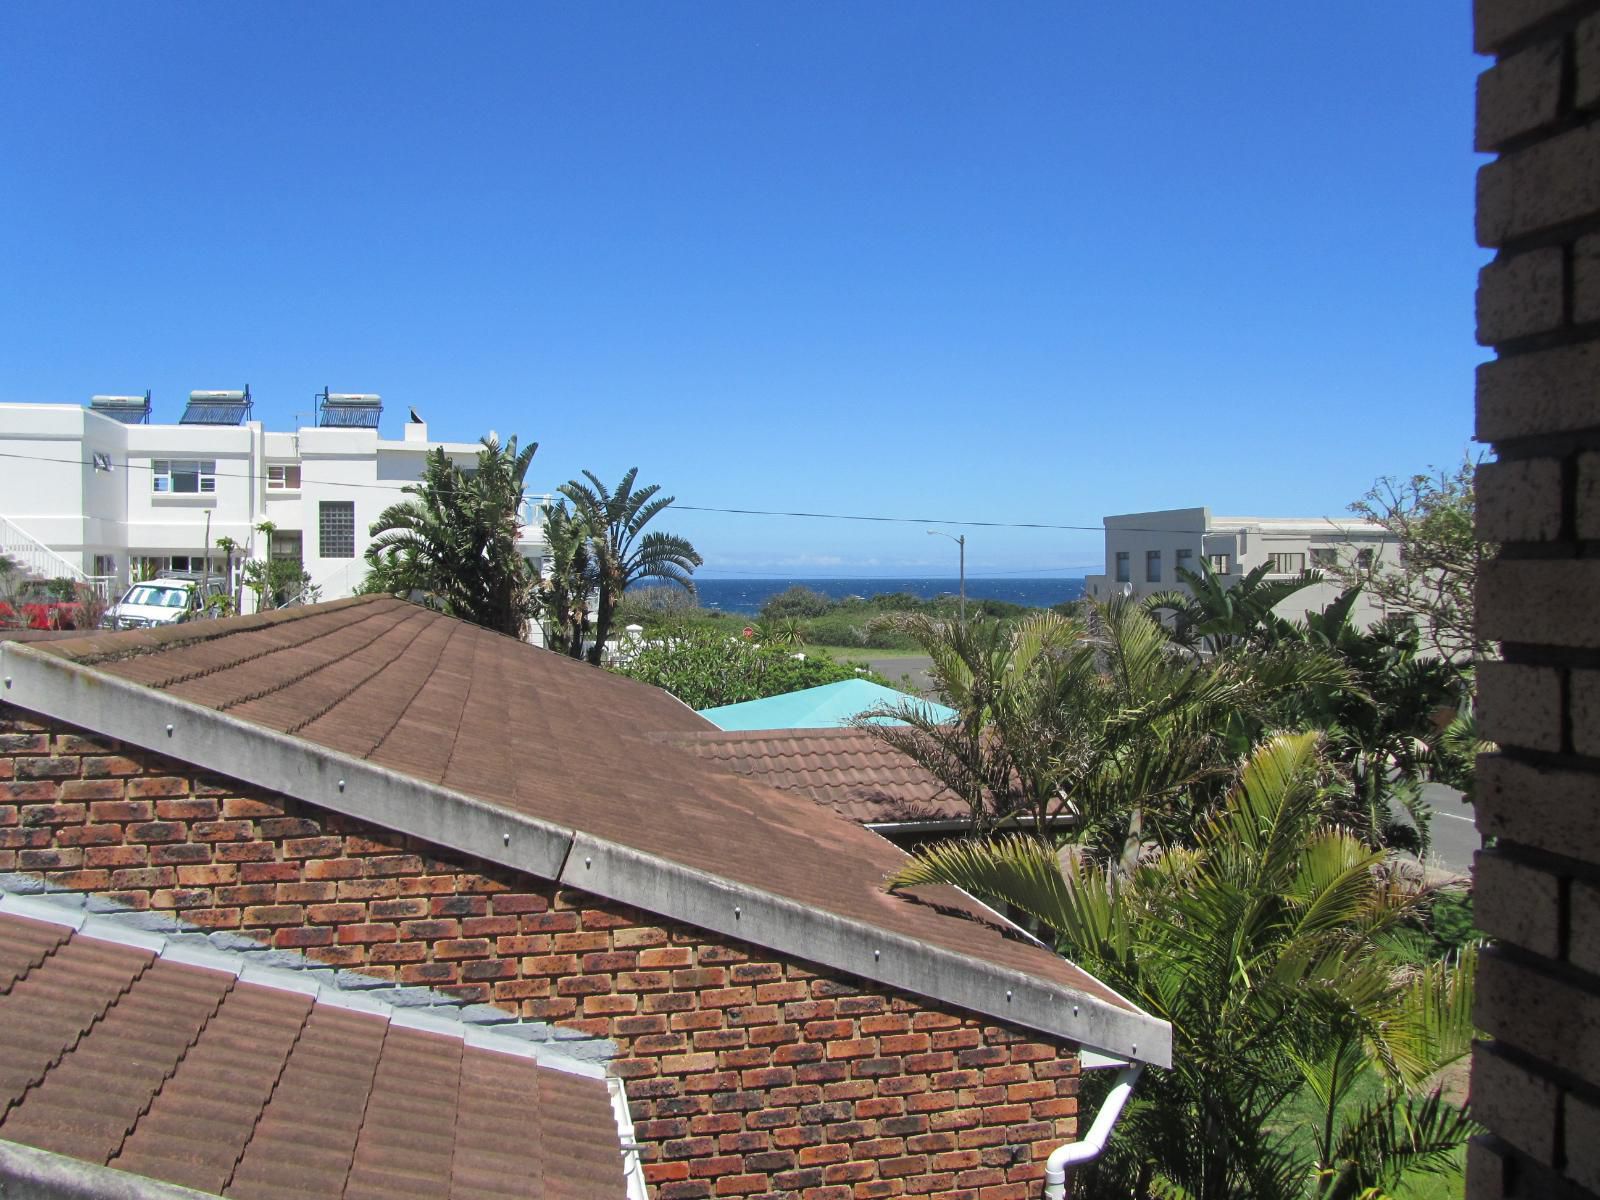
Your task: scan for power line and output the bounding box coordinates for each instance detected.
[0,447,1375,537]
[0,449,535,498]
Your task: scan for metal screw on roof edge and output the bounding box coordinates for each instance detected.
[165,723,174,736]
[584,855,592,868]
[1006,989,1013,1001]
[3,677,10,688]
[873,949,880,961]
[503,833,510,846]
[337,780,346,792]
[1073,1005,1079,1017]
[734,905,741,919]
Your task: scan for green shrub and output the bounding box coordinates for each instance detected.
[610,628,890,709]
[1427,886,1481,956]
[759,585,834,620]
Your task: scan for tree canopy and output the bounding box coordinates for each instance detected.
[610,626,889,709]
[557,468,702,664]
[362,435,539,637]
[891,734,1476,1200]
[1332,461,1492,679]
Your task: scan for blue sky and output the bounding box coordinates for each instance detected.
[0,5,1485,577]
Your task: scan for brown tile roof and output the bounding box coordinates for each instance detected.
[667,727,971,826]
[0,906,625,1198]
[19,595,1147,1030]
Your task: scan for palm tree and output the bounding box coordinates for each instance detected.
[559,468,702,665]
[888,732,1475,1200]
[365,435,539,636]
[1144,559,1321,654]
[214,535,239,608]
[538,499,597,658]
[1273,586,1463,855]
[858,601,1346,854]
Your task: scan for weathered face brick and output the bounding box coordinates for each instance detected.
[155,799,220,821]
[0,703,1083,1196]
[21,803,86,826]
[126,777,188,798]
[17,756,79,780]
[2,782,62,803]
[126,821,184,844]
[59,780,127,802]
[81,755,142,779]
[150,843,212,866]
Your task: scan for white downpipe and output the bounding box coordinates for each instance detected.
[1042,1065,1143,1200]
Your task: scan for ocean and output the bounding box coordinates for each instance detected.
[689,576,1087,616]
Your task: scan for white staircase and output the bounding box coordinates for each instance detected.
[0,515,113,599]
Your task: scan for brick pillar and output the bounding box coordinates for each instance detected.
[1473,2,1600,1196]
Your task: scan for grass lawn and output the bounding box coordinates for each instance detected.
[1269,1074,1467,1198]
[806,644,928,660]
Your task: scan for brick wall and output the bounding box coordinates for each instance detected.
[1474,2,1600,1196]
[0,703,1079,1200]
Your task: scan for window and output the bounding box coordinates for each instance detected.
[319,501,356,558]
[152,459,217,494]
[267,464,302,490]
[1207,553,1229,574]
[1357,548,1375,571]
[270,530,304,564]
[1311,548,1338,569]
[92,554,116,577]
[125,584,191,610]
[1115,551,1130,582]
[1175,547,1194,576]
[1268,552,1306,575]
[167,555,221,574]
[1146,550,1162,583]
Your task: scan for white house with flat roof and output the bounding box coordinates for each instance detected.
[0,389,547,612]
[1082,506,1399,627]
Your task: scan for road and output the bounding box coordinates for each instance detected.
[1419,781,1478,882]
[859,654,936,694]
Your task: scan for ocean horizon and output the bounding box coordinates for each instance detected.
[687,575,1088,616]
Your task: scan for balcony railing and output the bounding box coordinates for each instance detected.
[0,515,114,599]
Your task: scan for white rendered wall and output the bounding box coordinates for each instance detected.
[1083,507,1399,628]
[0,402,537,611]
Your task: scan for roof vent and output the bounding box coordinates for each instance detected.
[88,391,152,424]
[181,386,252,425]
[317,388,383,429]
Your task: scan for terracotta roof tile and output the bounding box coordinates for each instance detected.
[0,957,231,1162]
[0,912,71,993]
[0,935,152,1111]
[112,985,314,1192]
[24,596,1144,1022]
[0,910,627,1198]
[667,727,972,826]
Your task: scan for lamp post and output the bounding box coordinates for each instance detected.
[927,530,966,623]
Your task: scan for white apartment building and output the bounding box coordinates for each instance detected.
[0,389,547,611]
[1082,506,1399,627]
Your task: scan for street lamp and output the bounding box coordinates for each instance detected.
[927,529,966,623]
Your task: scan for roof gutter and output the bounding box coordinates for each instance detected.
[1042,1065,1143,1199]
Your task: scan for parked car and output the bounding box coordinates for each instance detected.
[0,579,94,631]
[100,573,227,630]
